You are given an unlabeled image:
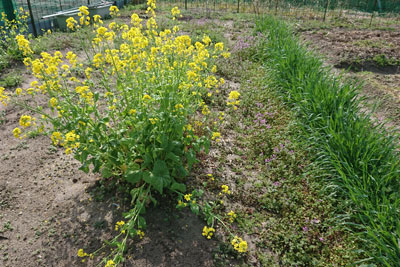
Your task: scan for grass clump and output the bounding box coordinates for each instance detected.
[254,16,400,266]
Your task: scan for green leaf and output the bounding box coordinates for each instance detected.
[166,152,180,163]
[126,170,142,184]
[191,205,200,215]
[101,167,112,178]
[79,163,89,173]
[143,172,164,194]
[186,150,197,170]
[153,160,170,178]
[138,216,146,229]
[171,182,186,193]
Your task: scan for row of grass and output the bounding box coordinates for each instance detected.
[253,16,400,266]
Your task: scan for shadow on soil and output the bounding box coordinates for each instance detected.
[335,61,400,75]
[45,182,216,267]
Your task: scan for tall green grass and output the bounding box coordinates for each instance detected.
[254,16,400,266]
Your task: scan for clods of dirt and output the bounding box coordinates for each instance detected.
[302,28,400,74]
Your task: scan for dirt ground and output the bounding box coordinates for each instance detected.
[300,24,400,129]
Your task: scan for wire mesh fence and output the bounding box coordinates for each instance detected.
[159,0,400,15]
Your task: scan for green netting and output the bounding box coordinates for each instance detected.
[0,0,17,21]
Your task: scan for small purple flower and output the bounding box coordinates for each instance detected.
[311,219,320,224]
[289,150,294,154]
[273,181,281,187]
[266,124,271,129]
[319,237,324,242]
[302,226,309,232]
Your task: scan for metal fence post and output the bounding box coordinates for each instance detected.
[26,0,37,37]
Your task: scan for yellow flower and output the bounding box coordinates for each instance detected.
[49,97,57,108]
[19,115,32,128]
[109,5,120,16]
[65,131,79,142]
[51,132,63,145]
[228,210,237,223]
[15,88,22,96]
[215,42,224,51]
[66,17,77,30]
[211,132,221,142]
[229,91,240,100]
[231,236,247,253]
[77,248,88,257]
[93,14,101,22]
[15,34,32,55]
[184,194,192,201]
[142,94,151,101]
[149,118,158,125]
[0,87,9,106]
[115,220,125,232]
[78,6,89,16]
[202,35,212,46]
[221,185,231,194]
[202,226,215,239]
[97,26,108,36]
[105,260,116,267]
[174,104,183,110]
[171,7,181,19]
[13,128,22,138]
[137,230,145,239]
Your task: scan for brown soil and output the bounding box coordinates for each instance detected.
[302,28,400,73]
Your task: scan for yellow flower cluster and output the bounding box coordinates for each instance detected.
[51,131,63,145]
[105,260,116,267]
[109,6,120,17]
[66,17,78,30]
[211,132,221,142]
[13,128,22,138]
[202,226,215,239]
[146,0,156,16]
[184,193,192,201]
[78,6,91,26]
[220,185,231,195]
[171,7,181,20]
[137,230,145,239]
[57,130,80,154]
[227,210,237,223]
[231,236,247,253]
[0,86,9,106]
[77,248,88,257]
[19,115,32,128]
[227,90,240,110]
[115,220,125,232]
[15,34,32,55]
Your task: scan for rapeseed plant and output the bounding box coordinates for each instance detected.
[11,1,236,265]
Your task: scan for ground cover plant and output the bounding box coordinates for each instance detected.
[253,16,400,266]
